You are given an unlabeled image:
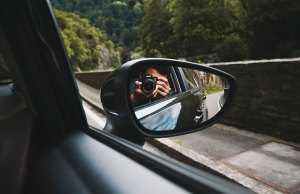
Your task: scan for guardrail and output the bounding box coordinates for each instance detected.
[75,58,300,143]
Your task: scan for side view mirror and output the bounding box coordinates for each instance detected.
[101,58,236,145]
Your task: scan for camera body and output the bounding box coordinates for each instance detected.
[141,74,158,94]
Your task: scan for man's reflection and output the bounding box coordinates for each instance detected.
[130,66,171,106]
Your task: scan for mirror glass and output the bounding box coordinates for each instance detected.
[129,64,230,131]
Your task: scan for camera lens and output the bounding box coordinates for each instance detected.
[141,75,157,94]
[142,81,155,94]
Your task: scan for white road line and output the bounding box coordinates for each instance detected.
[217,95,221,111]
[83,104,106,129]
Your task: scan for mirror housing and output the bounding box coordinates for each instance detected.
[101,58,236,145]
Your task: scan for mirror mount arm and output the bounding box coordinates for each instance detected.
[101,64,147,146]
[103,119,146,146]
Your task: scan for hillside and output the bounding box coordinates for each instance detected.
[54,9,120,71]
[51,0,144,51]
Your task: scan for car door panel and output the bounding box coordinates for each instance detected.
[28,129,253,194]
[0,84,33,194]
[28,131,189,194]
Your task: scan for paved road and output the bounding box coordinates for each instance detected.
[82,100,106,129]
[169,125,300,194]
[170,124,266,160]
[77,80,103,111]
[206,91,223,119]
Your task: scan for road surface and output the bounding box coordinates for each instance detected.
[82,100,106,129]
[206,91,223,119]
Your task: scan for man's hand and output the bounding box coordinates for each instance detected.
[156,76,171,97]
[130,76,171,103]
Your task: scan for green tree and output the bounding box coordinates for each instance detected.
[54,9,120,71]
[51,0,145,51]
[169,0,248,62]
[141,0,179,58]
[240,0,300,59]
[141,0,249,62]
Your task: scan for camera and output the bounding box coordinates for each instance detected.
[141,74,158,94]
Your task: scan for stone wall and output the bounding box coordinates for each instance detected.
[210,58,300,142]
[75,70,113,89]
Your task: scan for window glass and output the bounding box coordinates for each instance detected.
[188,69,204,88]
[49,2,297,193]
[50,3,117,130]
[182,68,198,90]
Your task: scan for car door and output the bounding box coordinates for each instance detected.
[0,1,252,194]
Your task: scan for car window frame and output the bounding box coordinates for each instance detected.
[174,66,195,92]
[180,67,198,91]
[169,66,181,94]
[187,68,200,88]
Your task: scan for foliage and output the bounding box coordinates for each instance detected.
[142,0,249,62]
[54,9,120,71]
[51,0,145,51]
[141,0,179,58]
[205,85,223,95]
[240,0,300,59]
[52,0,300,66]
[141,0,300,62]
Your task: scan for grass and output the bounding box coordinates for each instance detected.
[205,85,223,95]
[0,79,13,84]
[174,139,183,146]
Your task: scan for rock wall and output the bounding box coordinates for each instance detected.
[75,70,113,89]
[210,58,300,142]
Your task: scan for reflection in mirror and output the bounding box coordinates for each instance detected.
[129,65,230,131]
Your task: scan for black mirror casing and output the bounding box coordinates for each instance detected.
[101,58,237,145]
[101,59,148,145]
